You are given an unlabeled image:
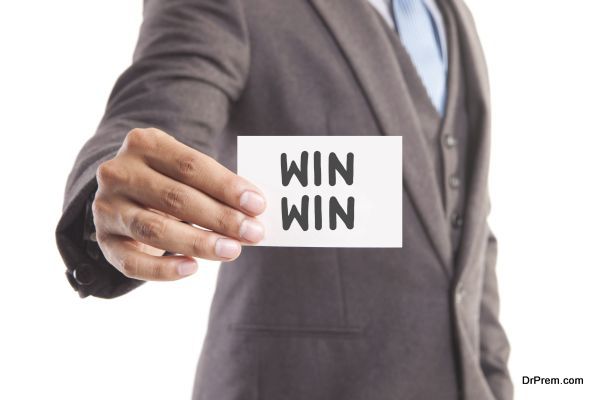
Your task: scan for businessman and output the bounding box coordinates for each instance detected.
[56,0,512,398]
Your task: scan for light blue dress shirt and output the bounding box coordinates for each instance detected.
[367,0,448,114]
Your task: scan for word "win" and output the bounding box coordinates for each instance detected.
[280,151,355,231]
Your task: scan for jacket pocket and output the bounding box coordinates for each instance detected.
[229,323,363,339]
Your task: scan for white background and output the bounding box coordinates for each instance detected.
[0,1,598,399]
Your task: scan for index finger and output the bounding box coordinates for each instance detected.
[134,129,266,216]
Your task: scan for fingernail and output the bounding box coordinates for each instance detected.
[240,191,266,214]
[215,238,241,259]
[239,219,264,243]
[177,260,198,277]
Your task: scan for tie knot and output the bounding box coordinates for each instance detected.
[395,0,423,14]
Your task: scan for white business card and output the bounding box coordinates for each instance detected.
[237,136,402,247]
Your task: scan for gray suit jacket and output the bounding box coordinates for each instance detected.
[56,0,512,399]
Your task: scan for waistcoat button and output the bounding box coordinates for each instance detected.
[444,133,457,148]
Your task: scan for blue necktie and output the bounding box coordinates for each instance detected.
[392,0,447,114]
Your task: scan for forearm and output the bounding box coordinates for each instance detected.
[56,0,250,298]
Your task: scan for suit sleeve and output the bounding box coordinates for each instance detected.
[55,0,250,299]
[479,224,513,400]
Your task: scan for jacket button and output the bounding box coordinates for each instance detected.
[449,175,461,189]
[73,264,95,286]
[455,285,466,304]
[444,134,457,148]
[451,212,464,229]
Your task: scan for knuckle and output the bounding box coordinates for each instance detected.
[215,213,227,233]
[124,128,157,152]
[161,187,187,213]
[94,230,109,245]
[123,128,144,150]
[146,262,165,281]
[215,207,240,234]
[120,256,139,278]
[191,234,209,256]
[96,160,126,188]
[130,214,166,242]
[91,198,110,219]
[176,156,197,177]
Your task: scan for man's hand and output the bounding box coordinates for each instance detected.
[92,128,266,281]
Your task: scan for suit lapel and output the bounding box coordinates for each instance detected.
[447,0,493,281]
[308,0,453,275]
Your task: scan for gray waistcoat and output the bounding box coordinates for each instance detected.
[379,0,471,257]
[369,2,473,397]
